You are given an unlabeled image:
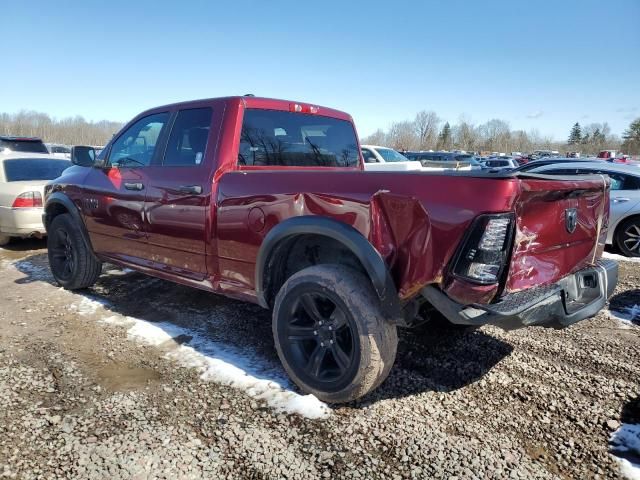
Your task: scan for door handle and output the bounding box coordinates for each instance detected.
[124,182,144,191]
[613,198,630,203]
[178,185,203,195]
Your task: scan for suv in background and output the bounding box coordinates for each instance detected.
[0,136,49,155]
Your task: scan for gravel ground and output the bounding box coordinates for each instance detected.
[0,239,638,480]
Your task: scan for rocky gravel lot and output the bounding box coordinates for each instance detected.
[0,239,638,479]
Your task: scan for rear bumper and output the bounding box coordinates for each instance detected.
[0,206,46,237]
[422,259,618,330]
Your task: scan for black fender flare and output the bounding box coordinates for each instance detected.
[44,192,98,261]
[255,216,401,320]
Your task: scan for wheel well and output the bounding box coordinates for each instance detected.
[263,234,368,308]
[44,202,70,231]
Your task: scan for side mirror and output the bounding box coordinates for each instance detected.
[71,146,96,167]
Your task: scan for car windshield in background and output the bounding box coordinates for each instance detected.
[376,148,409,163]
[239,109,359,167]
[3,158,71,182]
[0,139,49,154]
[455,154,479,165]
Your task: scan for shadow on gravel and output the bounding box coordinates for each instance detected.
[14,253,513,404]
[609,290,640,325]
[13,253,283,376]
[356,326,514,405]
[0,237,47,252]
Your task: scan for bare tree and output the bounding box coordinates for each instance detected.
[0,110,122,146]
[413,111,440,150]
[387,121,418,151]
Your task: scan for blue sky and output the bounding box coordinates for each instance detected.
[3,0,639,139]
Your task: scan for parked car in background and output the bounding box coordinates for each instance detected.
[360,145,423,171]
[528,161,640,257]
[0,154,71,245]
[403,151,479,170]
[42,95,617,402]
[512,158,599,173]
[480,157,519,171]
[46,144,72,159]
[0,136,49,154]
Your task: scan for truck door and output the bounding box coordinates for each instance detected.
[141,105,222,280]
[82,112,170,262]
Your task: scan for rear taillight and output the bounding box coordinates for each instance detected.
[451,214,514,284]
[12,191,43,208]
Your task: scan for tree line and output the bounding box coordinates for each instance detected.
[0,110,123,146]
[361,110,636,155]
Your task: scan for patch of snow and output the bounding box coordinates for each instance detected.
[124,316,330,419]
[611,423,640,480]
[68,296,111,316]
[603,251,640,263]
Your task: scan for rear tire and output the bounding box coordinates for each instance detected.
[0,235,10,246]
[47,214,102,289]
[272,264,397,403]
[615,217,640,257]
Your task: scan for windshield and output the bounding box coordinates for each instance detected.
[0,139,49,154]
[3,158,71,182]
[375,148,409,163]
[239,109,359,167]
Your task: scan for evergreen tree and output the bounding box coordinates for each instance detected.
[437,122,452,150]
[622,117,640,155]
[568,122,582,144]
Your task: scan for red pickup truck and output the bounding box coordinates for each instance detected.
[44,96,618,403]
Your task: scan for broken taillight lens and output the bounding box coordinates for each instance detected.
[451,213,514,284]
[12,191,43,208]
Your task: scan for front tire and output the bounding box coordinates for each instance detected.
[47,214,102,289]
[272,264,398,403]
[615,217,640,257]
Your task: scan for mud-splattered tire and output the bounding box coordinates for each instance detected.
[273,264,398,403]
[0,235,10,246]
[47,214,102,290]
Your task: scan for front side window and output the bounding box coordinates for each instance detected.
[108,112,169,167]
[239,109,359,167]
[163,108,213,166]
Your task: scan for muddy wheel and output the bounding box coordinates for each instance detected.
[616,217,640,257]
[272,264,397,403]
[0,235,10,246]
[47,214,102,289]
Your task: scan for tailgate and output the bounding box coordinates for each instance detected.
[506,174,610,293]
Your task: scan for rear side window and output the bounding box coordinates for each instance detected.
[0,139,49,154]
[239,109,359,167]
[163,108,213,166]
[3,158,71,182]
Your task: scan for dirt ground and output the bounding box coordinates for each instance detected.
[0,239,638,479]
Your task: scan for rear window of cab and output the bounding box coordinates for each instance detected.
[239,109,359,167]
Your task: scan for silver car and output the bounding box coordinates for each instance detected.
[529,161,640,257]
[0,153,71,245]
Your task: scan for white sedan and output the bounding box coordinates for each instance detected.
[360,145,424,171]
[0,153,71,245]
